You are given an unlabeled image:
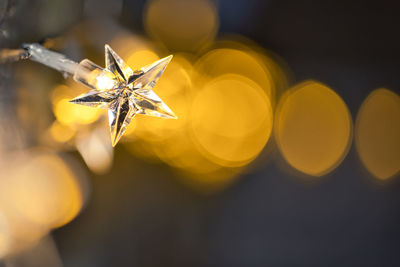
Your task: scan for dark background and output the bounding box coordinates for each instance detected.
[2,0,400,266]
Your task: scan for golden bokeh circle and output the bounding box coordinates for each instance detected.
[275,81,352,176]
[6,150,84,229]
[144,0,218,51]
[194,48,273,99]
[191,74,273,167]
[355,88,400,180]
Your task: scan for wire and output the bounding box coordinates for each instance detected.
[0,47,30,63]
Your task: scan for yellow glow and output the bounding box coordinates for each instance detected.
[6,150,83,229]
[355,88,400,180]
[0,186,47,257]
[123,54,243,191]
[128,55,192,141]
[109,33,152,60]
[52,82,102,127]
[144,0,218,51]
[275,81,352,176]
[76,126,113,174]
[49,121,75,143]
[127,50,160,71]
[0,149,86,257]
[120,39,285,192]
[194,48,273,99]
[191,74,273,167]
[177,166,242,194]
[0,212,10,259]
[50,84,70,103]
[54,99,100,126]
[95,71,117,91]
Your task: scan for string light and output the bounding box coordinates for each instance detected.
[22,43,176,146]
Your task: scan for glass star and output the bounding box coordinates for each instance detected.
[70,45,177,147]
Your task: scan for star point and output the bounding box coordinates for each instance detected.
[70,45,176,146]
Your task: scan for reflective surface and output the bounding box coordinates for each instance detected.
[71,45,176,146]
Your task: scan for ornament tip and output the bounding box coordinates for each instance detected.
[111,136,119,147]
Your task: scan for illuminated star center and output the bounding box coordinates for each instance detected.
[70,45,176,146]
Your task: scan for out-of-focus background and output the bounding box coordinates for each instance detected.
[0,0,399,266]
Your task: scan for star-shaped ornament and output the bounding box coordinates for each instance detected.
[70,45,177,146]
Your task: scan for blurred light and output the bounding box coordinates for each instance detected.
[0,157,48,257]
[95,71,117,91]
[49,121,75,143]
[0,212,10,259]
[54,98,100,126]
[355,88,400,180]
[191,74,273,167]
[76,126,114,174]
[128,54,192,142]
[3,235,63,266]
[144,0,218,52]
[119,37,286,192]
[126,49,160,70]
[9,150,83,228]
[177,166,243,194]
[109,33,153,59]
[122,52,244,192]
[0,149,88,258]
[194,47,274,99]
[52,84,102,127]
[275,81,352,176]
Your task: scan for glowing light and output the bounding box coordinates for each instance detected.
[76,126,114,174]
[69,45,176,147]
[275,81,352,176]
[144,0,218,51]
[5,150,84,228]
[95,71,117,91]
[0,149,88,258]
[54,98,101,126]
[120,38,287,192]
[191,74,273,167]
[127,50,160,71]
[194,48,274,99]
[52,83,102,127]
[355,88,400,180]
[130,55,192,141]
[0,212,10,259]
[49,121,75,143]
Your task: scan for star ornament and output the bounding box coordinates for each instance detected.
[70,45,177,147]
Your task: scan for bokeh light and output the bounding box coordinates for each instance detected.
[0,149,88,258]
[355,88,400,180]
[52,84,102,127]
[275,81,352,176]
[76,125,114,175]
[126,53,192,142]
[116,35,285,192]
[144,0,218,52]
[0,212,10,259]
[2,150,84,228]
[49,121,76,143]
[194,47,274,99]
[47,82,114,173]
[191,74,273,167]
